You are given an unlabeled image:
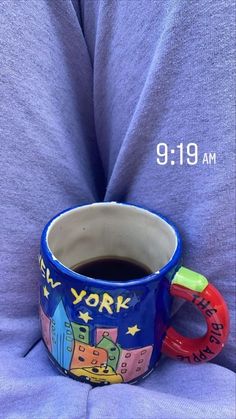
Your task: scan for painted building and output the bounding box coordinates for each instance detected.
[51,300,74,370]
[70,341,108,369]
[39,305,51,351]
[117,345,153,382]
[96,327,118,344]
[97,337,121,370]
[71,322,90,344]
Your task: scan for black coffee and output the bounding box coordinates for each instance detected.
[72,257,152,281]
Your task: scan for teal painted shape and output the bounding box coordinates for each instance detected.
[51,300,74,370]
[97,337,121,370]
[71,322,90,344]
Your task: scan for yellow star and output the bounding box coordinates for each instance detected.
[43,286,49,299]
[78,311,93,323]
[126,324,141,336]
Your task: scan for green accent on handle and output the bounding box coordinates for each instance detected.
[172,267,208,292]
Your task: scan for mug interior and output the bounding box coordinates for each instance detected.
[46,203,177,276]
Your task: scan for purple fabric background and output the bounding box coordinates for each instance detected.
[0,0,235,418]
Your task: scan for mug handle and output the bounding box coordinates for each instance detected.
[162,267,230,363]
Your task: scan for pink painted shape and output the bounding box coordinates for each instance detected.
[117,345,153,382]
[96,328,118,344]
[39,306,51,351]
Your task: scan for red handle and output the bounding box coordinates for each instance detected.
[162,281,229,363]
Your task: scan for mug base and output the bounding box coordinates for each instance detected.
[42,338,158,386]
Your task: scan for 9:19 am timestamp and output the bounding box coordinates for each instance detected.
[156,143,217,166]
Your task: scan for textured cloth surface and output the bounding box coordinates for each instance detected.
[0,0,235,418]
[0,341,235,419]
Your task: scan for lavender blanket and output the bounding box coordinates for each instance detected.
[0,1,235,418]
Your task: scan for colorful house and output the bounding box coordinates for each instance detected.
[39,305,51,351]
[97,337,121,370]
[70,341,108,370]
[96,327,118,344]
[71,322,90,344]
[51,300,74,370]
[117,345,153,382]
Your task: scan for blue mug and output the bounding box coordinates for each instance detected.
[39,202,229,385]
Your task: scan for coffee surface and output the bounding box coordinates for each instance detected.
[72,257,152,280]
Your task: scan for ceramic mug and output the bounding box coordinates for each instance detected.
[39,202,229,385]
